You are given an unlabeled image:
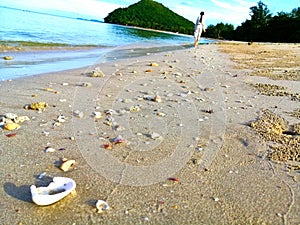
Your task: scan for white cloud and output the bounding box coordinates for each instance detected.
[159,0,256,26]
[208,0,256,25]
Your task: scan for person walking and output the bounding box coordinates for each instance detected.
[194,11,206,47]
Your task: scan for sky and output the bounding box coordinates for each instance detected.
[1,0,299,26]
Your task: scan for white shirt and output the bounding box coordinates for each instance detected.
[195,15,206,30]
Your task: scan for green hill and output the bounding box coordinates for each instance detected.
[104,0,194,35]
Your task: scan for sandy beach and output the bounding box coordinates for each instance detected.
[0,42,299,224]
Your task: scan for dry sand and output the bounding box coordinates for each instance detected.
[0,42,299,225]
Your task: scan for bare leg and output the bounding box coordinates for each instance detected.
[194,38,198,48]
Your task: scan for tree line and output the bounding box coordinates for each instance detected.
[206,1,300,43]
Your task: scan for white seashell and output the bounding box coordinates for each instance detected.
[42,131,50,136]
[93,111,102,119]
[56,115,66,123]
[4,113,18,120]
[45,147,55,153]
[151,132,161,140]
[96,199,110,213]
[30,177,76,206]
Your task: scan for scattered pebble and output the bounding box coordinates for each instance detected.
[3,56,13,60]
[81,82,92,87]
[150,62,159,67]
[129,106,141,112]
[88,68,105,77]
[213,197,219,202]
[157,112,166,117]
[142,216,149,221]
[69,136,75,141]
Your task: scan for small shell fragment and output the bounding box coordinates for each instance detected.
[150,62,159,67]
[81,82,92,87]
[73,110,84,118]
[3,56,13,60]
[59,158,76,172]
[4,123,20,131]
[157,112,166,117]
[168,177,179,182]
[38,172,47,179]
[24,102,48,111]
[93,111,102,119]
[88,68,105,77]
[96,199,110,213]
[15,116,30,123]
[56,115,66,123]
[44,147,55,153]
[111,135,126,144]
[213,197,220,202]
[129,106,141,112]
[153,95,162,103]
[151,132,161,140]
[69,136,75,141]
[102,143,112,150]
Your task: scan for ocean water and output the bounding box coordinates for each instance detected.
[0,6,212,80]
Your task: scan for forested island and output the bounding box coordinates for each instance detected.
[104,0,300,43]
[104,0,194,34]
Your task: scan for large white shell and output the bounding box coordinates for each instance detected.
[30,177,76,206]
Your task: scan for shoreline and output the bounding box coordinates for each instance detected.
[0,41,207,81]
[0,43,299,224]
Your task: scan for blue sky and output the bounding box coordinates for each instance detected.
[1,0,299,26]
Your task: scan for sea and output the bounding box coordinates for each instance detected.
[0,6,212,81]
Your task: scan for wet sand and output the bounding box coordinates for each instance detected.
[0,42,299,224]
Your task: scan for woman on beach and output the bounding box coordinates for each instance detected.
[194,11,206,48]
